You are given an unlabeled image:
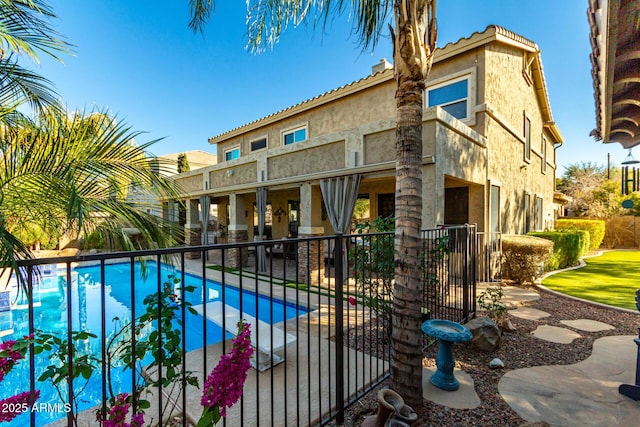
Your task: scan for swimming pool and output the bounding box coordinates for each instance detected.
[0,261,307,426]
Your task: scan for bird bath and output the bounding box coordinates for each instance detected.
[422,319,472,391]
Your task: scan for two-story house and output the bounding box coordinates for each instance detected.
[171,25,564,281]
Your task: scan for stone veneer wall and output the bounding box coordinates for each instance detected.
[226,229,248,268]
[185,227,201,260]
[297,235,324,286]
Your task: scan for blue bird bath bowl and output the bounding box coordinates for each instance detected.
[422,319,472,391]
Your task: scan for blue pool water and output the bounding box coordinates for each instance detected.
[0,261,307,426]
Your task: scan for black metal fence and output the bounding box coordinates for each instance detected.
[421,225,478,324]
[1,226,476,426]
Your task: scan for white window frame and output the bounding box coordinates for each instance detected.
[224,146,240,162]
[281,124,308,146]
[425,67,476,125]
[250,135,268,152]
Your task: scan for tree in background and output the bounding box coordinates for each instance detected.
[557,162,640,217]
[177,152,191,173]
[189,0,437,414]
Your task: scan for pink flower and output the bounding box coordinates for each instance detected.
[348,296,357,306]
[0,340,26,382]
[200,321,253,417]
[101,393,144,427]
[0,390,40,423]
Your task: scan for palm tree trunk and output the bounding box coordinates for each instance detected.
[391,0,437,418]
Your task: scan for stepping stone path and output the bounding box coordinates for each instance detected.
[424,283,627,422]
[499,335,639,427]
[531,325,582,344]
[560,319,616,332]
[508,307,550,321]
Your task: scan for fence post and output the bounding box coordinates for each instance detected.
[462,226,469,321]
[334,232,345,424]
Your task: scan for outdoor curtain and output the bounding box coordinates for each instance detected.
[320,174,362,278]
[199,195,211,245]
[256,187,268,273]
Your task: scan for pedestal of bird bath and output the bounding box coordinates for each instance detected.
[422,319,472,391]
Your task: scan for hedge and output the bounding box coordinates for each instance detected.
[555,219,605,250]
[501,234,554,284]
[529,230,589,270]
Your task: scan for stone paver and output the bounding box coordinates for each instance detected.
[508,307,550,321]
[499,335,640,427]
[531,325,582,344]
[561,319,615,332]
[422,366,480,409]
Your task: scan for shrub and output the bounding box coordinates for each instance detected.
[82,230,106,250]
[555,219,605,250]
[501,234,553,284]
[529,231,588,270]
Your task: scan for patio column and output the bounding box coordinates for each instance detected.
[298,183,325,286]
[227,193,249,268]
[185,198,201,259]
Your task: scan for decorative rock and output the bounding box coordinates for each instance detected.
[518,422,551,427]
[497,317,517,332]
[464,317,501,352]
[489,358,505,369]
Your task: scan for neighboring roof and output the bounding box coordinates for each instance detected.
[589,0,640,148]
[159,150,217,166]
[209,25,562,144]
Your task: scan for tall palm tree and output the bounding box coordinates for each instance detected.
[0,108,184,284]
[189,0,437,415]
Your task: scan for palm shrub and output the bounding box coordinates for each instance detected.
[1,109,185,287]
[501,234,553,284]
[555,219,605,251]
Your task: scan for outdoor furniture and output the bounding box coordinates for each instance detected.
[422,319,472,391]
[192,301,297,372]
[618,289,640,401]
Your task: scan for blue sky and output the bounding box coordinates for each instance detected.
[37,0,618,173]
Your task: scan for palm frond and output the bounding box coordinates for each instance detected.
[0,56,61,113]
[0,0,71,63]
[244,0,392,53]
[0,107,186,266]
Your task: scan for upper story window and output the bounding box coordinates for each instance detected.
[427,78,469,120]
[541,135,547,173]
[250,136,267,152]
[524,114,531,162]
[282,125,307,146]
[224,147,240,161]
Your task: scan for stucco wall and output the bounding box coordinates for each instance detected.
[482,43,557,234]
[268,141,345,180]
[210,161,257,188]
[364,130,395,164]
[179,174,203,193]
[216,79,396,158]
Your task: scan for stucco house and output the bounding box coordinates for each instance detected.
[170,25,564,271]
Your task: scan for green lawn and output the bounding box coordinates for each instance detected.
[541,250,640,310]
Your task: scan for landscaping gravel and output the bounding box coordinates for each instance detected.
[333,284,640,427]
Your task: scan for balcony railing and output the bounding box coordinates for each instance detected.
[1,226,476,426]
